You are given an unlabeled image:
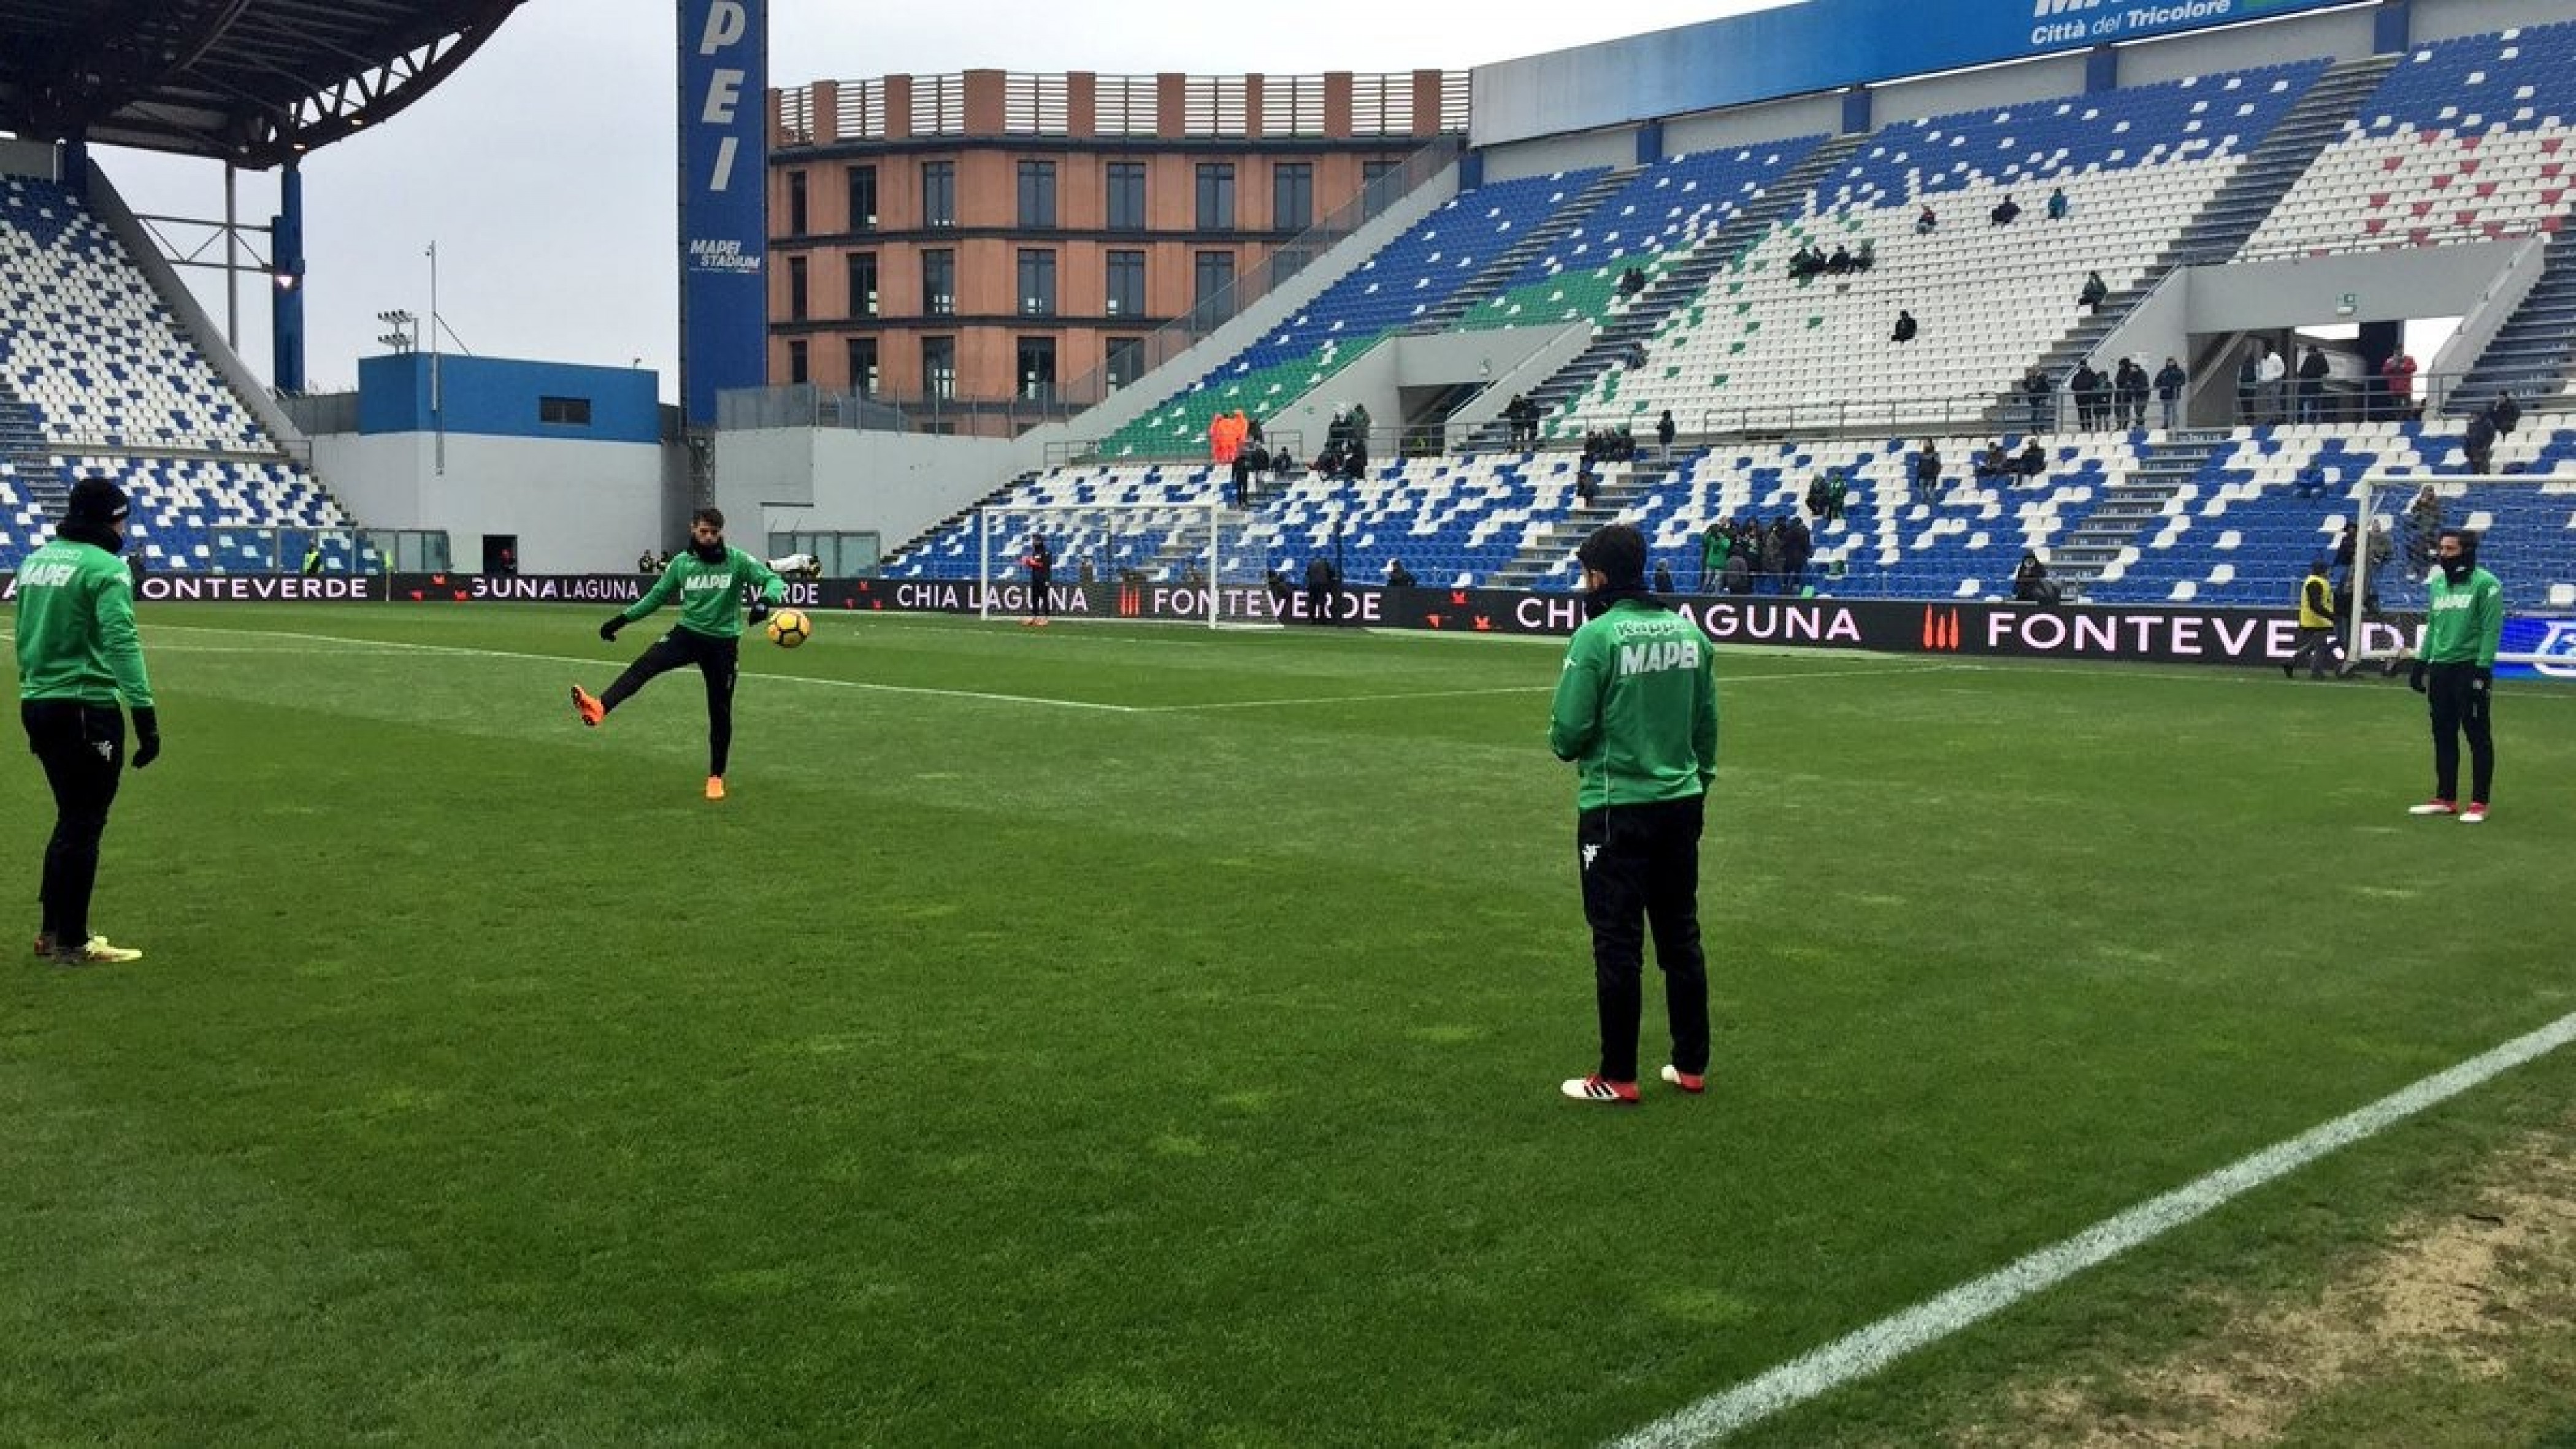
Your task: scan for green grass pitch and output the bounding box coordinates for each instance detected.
[3,603,2570,1445]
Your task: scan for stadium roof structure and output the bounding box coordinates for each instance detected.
[0,0,526,168]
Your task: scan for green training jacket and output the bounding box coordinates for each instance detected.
[14,538,154,709]
[2420,565,2503,667]
[1548,598,1717,810]
[615,547,786,640]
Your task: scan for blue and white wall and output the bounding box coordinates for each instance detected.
[313,354,679,572]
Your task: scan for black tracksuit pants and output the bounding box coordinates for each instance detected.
[1577,795,1711,1083]
[2425,661,2495,805]
[23,700,125,946]
[601,627,738,777]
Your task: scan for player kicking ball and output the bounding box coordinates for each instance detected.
[572,507,787,800]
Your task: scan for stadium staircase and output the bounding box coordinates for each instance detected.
[2042,429,2228,597]
[1485,456,1681,588]
[2448,232,2576,410]
[1402,167,1638,334]
[1457,134,1869,452]
[2006,55,2401,425]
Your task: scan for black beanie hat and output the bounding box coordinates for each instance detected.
[1576,522,1647,587]
[66,476,129,527]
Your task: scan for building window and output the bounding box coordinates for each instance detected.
[786,254,808,321]
[1195,162,1235,231]
[1362,160,1400,218]
[1017,248,1057,316]
[1105,336,1143,389]
[1105,250,1144,318]
[923,336,956,400]
[846,253,878,318]
[786,339,809,386]
[1018,337,1057,400]
[922,248,955,316]
[846,164,878,230]
[1192,250,1236,327]
[1106,162,1146,230]
[848,337,878,396]
[786,169,808,235]
[1018,159,1058,228]
[538,396,592,426]
[1273,162,1313,232]
[921,160,956,227]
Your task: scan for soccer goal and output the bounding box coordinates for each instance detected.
[2346,471,2576,671]
[975,498,1273,629]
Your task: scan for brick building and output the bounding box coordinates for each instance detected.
[765,69,1466,435]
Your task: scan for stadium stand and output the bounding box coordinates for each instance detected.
[0,174,360,572]
[1094,169,1612,459]
[1551,63,2331,437]
[2239,20,2576,259]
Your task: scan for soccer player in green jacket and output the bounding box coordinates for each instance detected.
[14,477,159,965]
[2407,527,2504,823]
[571,507,786,801]
[1549,524,1719,1104]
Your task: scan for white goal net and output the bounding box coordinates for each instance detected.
[2347,471,2576,673]
[975,499,1271,628]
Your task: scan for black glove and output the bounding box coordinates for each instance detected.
[130,707,159,769]
[746,597,772,624]
[2472,667,2492,693]
[2408,660,2428,694]
[600,615,626,642]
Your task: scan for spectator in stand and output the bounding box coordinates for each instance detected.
[2236,347,2262,424]
[2296,345,2331,424]
[1806,472,1833,518]
[1974,440,2012,482]
[2463,405,2497,475]
[2116,357,2150,430]
[1653,559,1674,593]
[2403,484,2444,573]
[1891,308,1918,343]
[2155,356,2188,430]
[1698,520,1731,594]
[2016,437,2048,483]
[2046,186,2069,221]
[2013,549,2057,605]
[2071,362,2106,431]
[2257,343,2288,423]
[1990,194,2021,226]
[1824,470,1849,522]
[2077,270,2109,313]
[1656,408,1676,457]
[1617,265,1647,298]
[1506,393,1538,449]
[2022,365,2054,434]
[1916,204,1938,234]
[2491,390,2521,436]
[1912,439,1942,507]
[2381,350,2418,421]
[1386,558,1416,589]
[1782,514,1813,594]
[1826,243,1853,275]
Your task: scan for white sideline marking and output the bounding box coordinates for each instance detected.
[1608,1007,2576,1448]
[145,625,1143,714]
[1137,663,1974,714]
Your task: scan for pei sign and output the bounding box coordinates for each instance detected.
[677,0,768,427]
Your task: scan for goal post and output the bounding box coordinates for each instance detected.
[2348,471,2576,673]
[975,498,1272,628]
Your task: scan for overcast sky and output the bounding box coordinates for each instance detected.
[80,0,1774,400]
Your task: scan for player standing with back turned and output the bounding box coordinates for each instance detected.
[571,507,785,801]
[15,476,159,964]
[1549,523,1719,1105]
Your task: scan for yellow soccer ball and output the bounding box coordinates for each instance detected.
[765,608,813,648]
